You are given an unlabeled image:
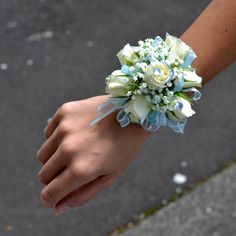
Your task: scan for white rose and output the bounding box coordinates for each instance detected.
[106,70,132,97]
[144,61,171,89]
[117,44,140,65]
[173,97,195,120]
[183,70,202,88]
[165,33,191,60]
[124,95,152,124]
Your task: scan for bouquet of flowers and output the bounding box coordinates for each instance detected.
[90,33,202,133]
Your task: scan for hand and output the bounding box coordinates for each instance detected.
[37,95,151,214]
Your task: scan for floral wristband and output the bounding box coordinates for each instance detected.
[90,33,202,133]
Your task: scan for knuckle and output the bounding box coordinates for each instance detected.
[57,121,71,136]
[59,102,73,116]
[70,163,95,179]
[59,141,74,156]
[90,165,103,177]
[70,165,83,178]
[84,164,100,177]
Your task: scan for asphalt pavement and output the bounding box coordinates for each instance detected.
[0,1,235,236]
[122,163,236,236]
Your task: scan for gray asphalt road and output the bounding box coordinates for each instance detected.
[123,164,236,236]
[0,1,235,236]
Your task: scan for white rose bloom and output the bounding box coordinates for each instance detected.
[183,70,202,88]
[111,70,126,76]
[165,33,191,60]
[144,61,171,89]
[125,95,152,124]
[173,97,195,120]
[106,70,132,97]
[117,44,140,65]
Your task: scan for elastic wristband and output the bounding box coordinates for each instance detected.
[90,33,202,133]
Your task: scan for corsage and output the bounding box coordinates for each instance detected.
[90,33,202,133]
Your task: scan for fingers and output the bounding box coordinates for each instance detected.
[40,163,99,208]
[37,129,60,164]
[44,106,64,139]
[38,149,68,185]
[54,175,115,214]
[44,102,77,139]
[38,103,76,164]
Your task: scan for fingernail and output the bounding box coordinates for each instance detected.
[47,117,52,124]
[37,149,41,157]
[55,205,69,215]
[38,171,42,180]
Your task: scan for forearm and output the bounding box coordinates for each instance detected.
[180,0,236,84]
[104,0,236,138]
[138,0,236,138]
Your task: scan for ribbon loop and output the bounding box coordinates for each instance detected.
[90,97,130,126]
[182,87,201,101]
[117,109,131,127]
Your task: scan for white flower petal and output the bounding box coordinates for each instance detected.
[111,70,126,76]
[165,33,178,47]
[106,75,132,97]
[117,44,140,65]
[125,95,151,124]
[165,33,191,60]
[183,71,202,88]
[173,97,195,120]
[144,61,171,89]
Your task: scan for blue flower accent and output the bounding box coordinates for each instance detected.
[121,65,134,76]
[152,36,163,47]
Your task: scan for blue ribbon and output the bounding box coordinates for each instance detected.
[91,97,188,133]
[143,111,160,132]
[142,111,169,132]
[141,110,187,133]
[167,118,187,133]
[173,76,184,92]
[90,97,130,126]
[182,50,197,68]
[182,87,201,101]
[166,112,187,133]
[117,109,131,127]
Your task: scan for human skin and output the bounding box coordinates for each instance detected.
[37,0,236,214]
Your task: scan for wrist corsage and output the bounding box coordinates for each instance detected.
[90,33,202,133]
